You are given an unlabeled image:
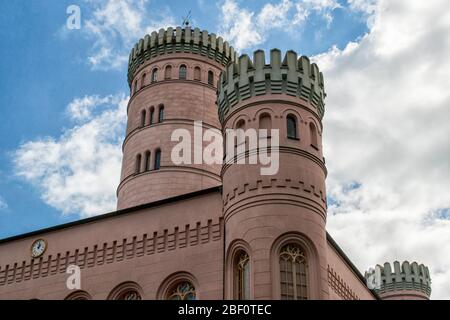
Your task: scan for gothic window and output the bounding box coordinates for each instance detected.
[208,70,214,86]
[152,68,158,82]
[154,149,161,170]
[149,107,154,125]
[135,154,142,174]
[119,290,141,300]
[167,281,196,300]
[144,151,151,171]
[309,122,318,148]
[279,244,308,300]
[235,252,250,300]
[194,67,201,81]
[158,105,164,123]
[140,109,146,127]
[179,65,187,79]
[287,115,297,139]
[164,65,172,79]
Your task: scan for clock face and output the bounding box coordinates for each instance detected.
[31,239,47,258]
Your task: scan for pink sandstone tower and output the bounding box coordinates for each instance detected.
[218,49,328,299]
[365,261,431,300]
[117,27,236,209]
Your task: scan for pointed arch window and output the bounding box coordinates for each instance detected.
[167,281,196,300]
[287,115,298,139]
[279,244,308,300]
[235,252,250,300]
[179,65,187,79]
[208,70,214,86]
[154,149,161,170]
[141,73,146,88]
[165,65,172,79]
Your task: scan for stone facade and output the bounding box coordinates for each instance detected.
[0,27,430,300]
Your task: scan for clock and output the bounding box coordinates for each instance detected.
[30,239,47,258]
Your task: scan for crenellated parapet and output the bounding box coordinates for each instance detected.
[128,26,237,85]
[217,49,326,123]
[366,261,432,299]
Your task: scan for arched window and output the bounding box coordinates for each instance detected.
[152,68,158,83]
[65,290,92,300]
[259,113,272,138]
[135,154,142,174]
[154,149,161,170]
[140,109,147,127]
[309,122,318,148]
[167,281,196,300]
[133,80,138,94]
[179,65,187,79]
[194,67,201,81]
[158,105,164,123]
[279,244,308,300]
[164,65,172,79]
[149,107,154,125]
[208,70,214,86]
[144,151,151,171]
[235,252,250,300]
[141,73,146,88]
[287,115,297,139]
[235,119,246,149]
[118,290,141,300]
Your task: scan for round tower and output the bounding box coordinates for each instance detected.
[365,261,431,300]
[218,49,328,299]
[117,26,236,210]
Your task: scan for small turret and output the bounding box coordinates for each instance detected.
[365,261,431,300]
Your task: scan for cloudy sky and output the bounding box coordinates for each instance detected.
[0,0,449,299]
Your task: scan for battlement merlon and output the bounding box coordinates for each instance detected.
[127,26,237,86]
[365,261,432,297]
[217,49,326,124]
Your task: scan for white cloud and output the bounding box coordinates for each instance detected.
[219,0,341,51]
[14,94,128,218]
[0,196,7,211]
[312,0,450,299]
[83,0,175,70]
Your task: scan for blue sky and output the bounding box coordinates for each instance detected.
[0,0,369,239]
[1,0,450,298]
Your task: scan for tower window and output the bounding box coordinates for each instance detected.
[287,115,298,139]
[149,107,154,125]
[194,67,201,81]
[133,80,138,94]
[154,149,161,170]
[208,70,214,86]
[158,105,164,123]
[152,68,158,83]
[140,109,146,127]
[235,252,250,300]
[135,154,142,174]
[141,73,146,88]
[165,65,172,79]
[144,151,151,171]
[279,244,308,300]
[259,113,272,138]
[309,122,318,149]
[179,65,187,80]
